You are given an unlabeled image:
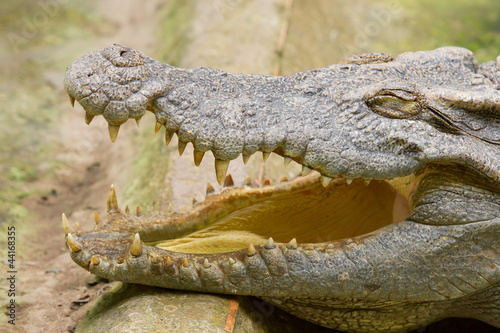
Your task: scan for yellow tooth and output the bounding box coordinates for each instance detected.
[136,205,142,216]
[302,165,312,176]
[182,258,190,267]
[262,152,270,162]
[215,159,230,185]
[67,233,81,252]
[363,179,371,186]
[194,150,204,166]
[108,124,120,142]
[107,184,119,211]
[280,176,288,183]
[206,182,215,196]
[91,256,100,265]
[284,156,292,167]
[321,175,333,187]
[247,243,256,256]
[228,258,236,265]
[150,252,159,264]
[75,222,81,231]
[94,211,100,225]
[135,118,141,128]
[130,233,142,256]
[346,178,354,185]
[203,258,210,268]
[125,205,130,214]
[85,112,94,125]
[165,130,174,146]
[286,238,297,249]
[166,257,173,267]
[68,94,75,107]
[223,174,234,187]
[243,176,252,186]
[62,213,71,235]
[178,141,187,156]
[242,153,251,165]
[155,121,162,134]
[264,237,274,249]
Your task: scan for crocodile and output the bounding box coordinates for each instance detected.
[63,44,500,332]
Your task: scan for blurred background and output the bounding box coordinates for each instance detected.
[0,0,499,332]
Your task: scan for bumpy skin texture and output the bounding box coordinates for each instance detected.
[64,45,500,332]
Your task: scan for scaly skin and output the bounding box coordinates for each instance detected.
[63,44,500,332]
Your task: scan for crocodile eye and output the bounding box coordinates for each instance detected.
[366,90,420,119]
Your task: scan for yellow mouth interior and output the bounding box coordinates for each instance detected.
[154,176,412,254]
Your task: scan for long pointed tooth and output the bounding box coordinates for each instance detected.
[223,174,234,187]
[243,176,252,186]
[284,156,292,167]
[166,257,173,267]
[66,233,81,252]
[206,182,215,196]
[286,238,297,249]
[242,153,251,165]
[321,175,333,187]
[203,258,211,268]
[262,152,270,162]
[264,237,275,249]
[194,150,204,166]
[178,141,187,156]
[165,130,174,146]
[125,205,130,214]
[247,243,256,256]
[346,178,354,185]
[215,159,230,185]
[108,124,120,142]
[62,213,71,235]
[94,211,100,225]
[68,94,75,107]
[130,233,142,256]
[85,112,94,125]
[75,222,81,231]
[155,121,162,134]
[135,118,141,128]
[107,184,119,211]
[302,165,312,176]
[136,205,142,216]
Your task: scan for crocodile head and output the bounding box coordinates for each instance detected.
[64,44,500,332]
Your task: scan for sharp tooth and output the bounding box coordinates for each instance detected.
[130,233,142,256]
[192,196,198,205]
[178,141,187,156]
[108,124,120,142]
[363,179,371,186]
[194,150,204,166]
[125,205,130,214]
[203,258,211,268]
[75,222,81,231]
[136,205,142,216]
[247,243,256,256]
[243,176,252,186]
[165,130,174,146]
[85,112,94,125]
[264,237,275,249]
[155,121,162,134]
[68,93,75,107]
[346,178,354,185]
[321,175,333,187]
[135,118,141,128]
[228,258,236,265]
[206,182,215,196]
[223,174,234,187]
[62,213,71,235]
[286,238,297,249]
[150,252,159,264]
[182,258,190,267]
[91,256,100,265]
[166,257,173,267]
[302,165,312,176]
[284,156,292,167]
[262,152,270,162]
[94,211,100,225]
[107,184,119,211]
[262,179,271,186]
[242,153,251,165]
[66,233,81,252]
[215,159,230,185]
[280,176,288,183]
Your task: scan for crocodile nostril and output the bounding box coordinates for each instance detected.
[120,50,128,57]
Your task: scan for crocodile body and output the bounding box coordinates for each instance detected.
[63,44,500,332]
